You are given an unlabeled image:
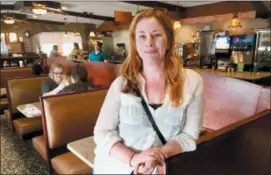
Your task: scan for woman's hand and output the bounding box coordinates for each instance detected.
[134,160,166,175]
[131,148,167,174]
[131,148,166,167]
[141,148,167,164]
[134,160,159,175]
[130,152,157,167]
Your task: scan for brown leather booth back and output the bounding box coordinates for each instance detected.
[42,89,108,149]
[83,62,120,88]
[256,87,271,113]
[7,76,47,114]
[45,57,120,88]
[1,68,33,88]
[199,72,263,130]
[45,58,76,74]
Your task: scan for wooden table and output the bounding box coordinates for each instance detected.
[67,136,96,168]
[193,68,271,81]
[17,102,41,118]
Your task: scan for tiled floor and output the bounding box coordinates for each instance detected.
[0,115,49,174]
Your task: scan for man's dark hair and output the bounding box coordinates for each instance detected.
[96,41,103,48]
[72,64,88,82]
[32,63,43,76]
[53,45,58,50]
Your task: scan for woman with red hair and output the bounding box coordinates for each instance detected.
[94,9,204,174]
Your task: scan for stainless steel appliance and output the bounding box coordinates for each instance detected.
[199,31,215,68]
[253,28,271,72]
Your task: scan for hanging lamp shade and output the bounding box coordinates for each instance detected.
[228,13,242,28]
[89,31,96,37]
[174,21,182,30]
[32,4,47,15]
[173,1,182,30]
[4,16,15,24]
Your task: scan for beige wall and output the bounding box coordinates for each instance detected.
[112,30,129,53]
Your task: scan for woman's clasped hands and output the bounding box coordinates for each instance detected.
[131,148,167,174]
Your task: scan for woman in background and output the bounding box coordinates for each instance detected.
[41,63,68,96]
[69,42,82,59]
[88,41,106,62]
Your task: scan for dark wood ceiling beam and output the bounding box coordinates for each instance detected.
[121,1,186,12]
[0,5,14,10]
[1,13,27,20]
[62,10,115,21]
[1,3,114,21]
[26,18,64,25]
[251,1,270,19]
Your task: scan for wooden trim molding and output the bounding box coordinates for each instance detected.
[197,110,271,144]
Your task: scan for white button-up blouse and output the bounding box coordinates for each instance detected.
[93,69,204,174]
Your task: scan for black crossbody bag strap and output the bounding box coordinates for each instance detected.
[134,88,167,145]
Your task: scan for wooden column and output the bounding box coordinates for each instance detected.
[81,23,95,51]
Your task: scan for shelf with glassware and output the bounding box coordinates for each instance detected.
[0,53,42,69]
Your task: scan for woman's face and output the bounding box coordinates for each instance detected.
[52,67,64,83]
[94,43,101,51]
[135,17,168,62]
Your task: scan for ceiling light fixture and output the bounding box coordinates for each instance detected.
[63,17,69,38]
[174,21,182,30]
[32,4,47,15]
[173,1,182,30]
[228,3,242,28]
[75,32,81,36]
[4,16,15,24]
[89,31,96,37]
[75,17,81,36]
[61,6,67,10]
[228,13,242,28]
[89,19,96,37]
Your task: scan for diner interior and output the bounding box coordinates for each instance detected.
[0,1,270,175]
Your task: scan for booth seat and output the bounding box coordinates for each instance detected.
[45,57,120,89]
[5,76,47,139]
[33,89,108,174]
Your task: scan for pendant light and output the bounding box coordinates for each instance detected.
[4,16,15,24]
[173,1,182,30]
[4,11,15,25]
[89,19,96,37]
[63,17,69,38]
[228,3,242,28]
[32,3,47,15]
[75,17,81,36]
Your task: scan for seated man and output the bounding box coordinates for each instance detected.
[32,60,43,76]
[49,45,62,58]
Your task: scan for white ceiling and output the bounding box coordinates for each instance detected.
[1,1,221,27]
[163,1,221,7]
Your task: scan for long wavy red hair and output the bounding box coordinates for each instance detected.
[120,9,184,107]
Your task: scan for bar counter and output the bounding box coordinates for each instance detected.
[192,68,271,81]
